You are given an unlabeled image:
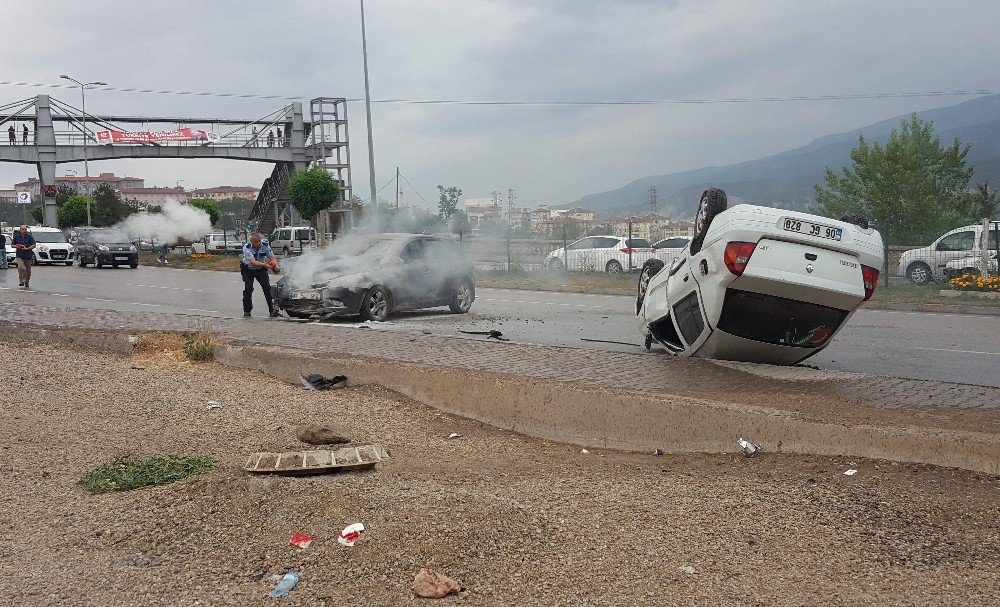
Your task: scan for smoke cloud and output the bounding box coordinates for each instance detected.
[115,199,213,243]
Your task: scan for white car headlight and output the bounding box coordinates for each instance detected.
[38,245,48,252]
[98,245,110,251]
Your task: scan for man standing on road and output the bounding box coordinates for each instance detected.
[0,230,7,270]
[12,225,36,288]
[241,232,280,318]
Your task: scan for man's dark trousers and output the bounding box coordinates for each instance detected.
[241,264,274,314]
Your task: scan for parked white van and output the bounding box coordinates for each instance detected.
[269,226,317,256]
[28,226,76,265]
[897,222,1000,284]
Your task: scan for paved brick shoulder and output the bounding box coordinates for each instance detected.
[3,301,999,421]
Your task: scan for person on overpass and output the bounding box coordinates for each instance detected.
[12,225,36,288]
[267,130,275,147]
[251,126,258,146]
[22,125,28,144]
[241,232,280,318]
[7,125,14,144]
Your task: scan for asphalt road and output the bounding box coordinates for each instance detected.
[2,263,999,387]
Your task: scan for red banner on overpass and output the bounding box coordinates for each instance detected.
[95,128,220,144]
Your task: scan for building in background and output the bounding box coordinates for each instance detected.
[464,198,503,229]
[117,187,187,208]
[609,214,675,240]
[14,173,145,195]
[188,185,260,202]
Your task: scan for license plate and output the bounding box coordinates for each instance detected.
[115,256,130,260]
[782,218,842,241]
[291,292,321,300]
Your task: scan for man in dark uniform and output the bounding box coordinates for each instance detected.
[241,232,280,317]
[12,225,36,288]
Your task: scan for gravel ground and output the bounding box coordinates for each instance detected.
[1,340,998,606]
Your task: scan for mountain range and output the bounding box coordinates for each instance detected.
[568,94,1000,220]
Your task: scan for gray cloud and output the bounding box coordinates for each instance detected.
[2,0,1000,212]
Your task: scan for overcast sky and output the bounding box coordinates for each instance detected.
[2,0,1000,211]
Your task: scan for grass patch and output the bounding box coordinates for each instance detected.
[869,282,1000,307]
[183,331,215,361]
[79,455,216,494]
[138,251,242,272]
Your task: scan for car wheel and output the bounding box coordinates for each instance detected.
[605,260,623,273]
[282,246,290,256]
[547,258,564,271]
[906,262,932,285]
[129,262,139,268]
[449,278,475,313]
[690,187,728,255]
[359,285,390,322]
[636,259,665,315]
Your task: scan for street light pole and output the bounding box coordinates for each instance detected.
[360,0,377,207]
[60,75,107,226]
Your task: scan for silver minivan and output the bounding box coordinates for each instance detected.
[269,226,316,256]
[897,222,1000,284]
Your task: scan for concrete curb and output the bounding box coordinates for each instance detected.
[862,301,1000,316]
[214,343,999,475]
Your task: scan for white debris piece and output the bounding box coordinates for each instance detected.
[580,449,589,454]
[678,565,696,574]
[205,400,221,410]
[737,438,760,458]
[448,432,461,439]
[843,469,858,476]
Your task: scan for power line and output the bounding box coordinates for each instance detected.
[398,172,429,206]
[1,80,997,106]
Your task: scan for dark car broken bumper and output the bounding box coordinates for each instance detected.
[274,286,366,318]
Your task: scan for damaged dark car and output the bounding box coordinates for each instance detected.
[273,233,476,321]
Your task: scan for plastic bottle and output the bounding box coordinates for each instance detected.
[269,572,300,598]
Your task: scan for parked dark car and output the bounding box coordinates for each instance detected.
[274,233,475,321]
[76,228,139,268]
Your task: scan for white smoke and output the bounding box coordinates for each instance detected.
[115,199,213,243]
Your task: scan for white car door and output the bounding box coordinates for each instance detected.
[929,229,977,279]
[565,237,596,271]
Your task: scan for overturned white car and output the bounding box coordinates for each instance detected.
[636,188,884,365]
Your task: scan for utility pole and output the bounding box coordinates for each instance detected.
[360,0,377,207]
[491,191,501,207]
[648,185,658,209]
[395,166,400,209]
[507,188,515,224]
[60,74,107,226]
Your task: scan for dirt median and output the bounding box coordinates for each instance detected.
[1,340,998,606]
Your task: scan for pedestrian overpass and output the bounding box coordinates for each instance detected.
[0,95,351,234]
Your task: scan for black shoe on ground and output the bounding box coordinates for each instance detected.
[18,282,24,287]
[269,310,280,318]
[244,312,251,317]
[23,283,28,289]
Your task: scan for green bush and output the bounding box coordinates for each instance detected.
[183,332,215,361]
[79,455,216,493]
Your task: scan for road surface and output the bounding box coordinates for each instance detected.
[2,264,998,386]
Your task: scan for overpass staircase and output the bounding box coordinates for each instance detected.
[248,162,291,235]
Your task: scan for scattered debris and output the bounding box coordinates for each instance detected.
[289,532,313,549]
[580,338,644,347]
[269,572,300,598]
[459,329,508,341]
[843,469,858,476]
[448,432,461,439]
[737,438,760,458]
[413,568,462,599]
[249,571,265,582]
[130,365,145,370]
[295,424,350,445]
[652,448,663,456]
[678,565,696,575]
[244,444,390,475]
[205,400,221,410]
[299,374,348,391]
[580,449,589,454]
[337,523,365,547]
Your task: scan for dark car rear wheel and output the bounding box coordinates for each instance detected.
[449,278,475,313]
[690,187,728,255]
[360,285,390,322]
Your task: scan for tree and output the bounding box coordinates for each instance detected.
[189,198,222,226]
[814,114,975,250]
[91,184,138,227]
[288,166,341,223]
[437,186,462,220]
[30,205,43,224]
[55,184,76,207]
[57,195,94,228]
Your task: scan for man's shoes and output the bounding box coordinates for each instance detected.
[244,312,251,317]
[269,310,280,318]
[18,282,23,287]
[23,283,29,289]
